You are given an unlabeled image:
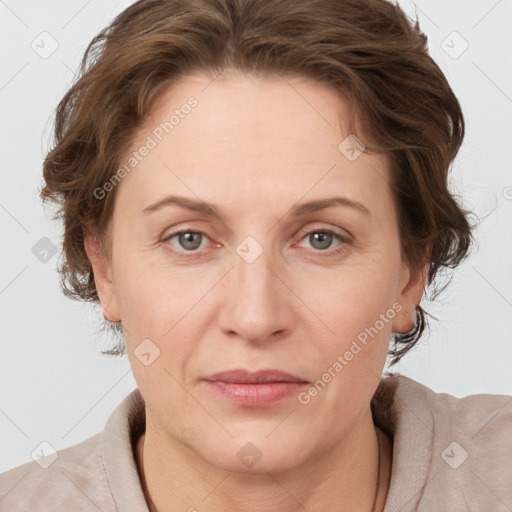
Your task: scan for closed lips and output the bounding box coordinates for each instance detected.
[202,369,309,384]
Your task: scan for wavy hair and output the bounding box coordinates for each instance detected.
[40,0,476,363]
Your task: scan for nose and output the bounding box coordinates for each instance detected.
[217,243,295,345]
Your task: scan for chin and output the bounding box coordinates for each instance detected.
[197,430,311,474]
[216,449,305,475]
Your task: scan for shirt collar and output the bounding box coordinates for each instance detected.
[101,387,149,511]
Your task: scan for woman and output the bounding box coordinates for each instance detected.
[1,0,510,510]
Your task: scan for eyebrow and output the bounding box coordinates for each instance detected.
[141,194,371,219]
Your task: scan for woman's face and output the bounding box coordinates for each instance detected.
[88,70,424,472]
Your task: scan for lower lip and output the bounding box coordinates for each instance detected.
[204,381,309,407]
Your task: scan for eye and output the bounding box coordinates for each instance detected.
[162,226,350,257]
[297,228,349,254]
[163,230,208,252]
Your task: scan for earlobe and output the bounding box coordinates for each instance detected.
[84,235,121,322]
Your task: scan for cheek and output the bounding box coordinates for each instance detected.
[112,247,192,329]
[112,251,214,370]
[293,275,396,439]
[300,255,399,334]
[291,254,400,393]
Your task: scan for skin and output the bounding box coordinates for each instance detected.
[85,70,427,511]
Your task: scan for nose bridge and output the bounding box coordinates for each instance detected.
[218,236,292,341]
[235,243,275,302]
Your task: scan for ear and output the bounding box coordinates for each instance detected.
[391,261,429,334]
[84,234,121,322]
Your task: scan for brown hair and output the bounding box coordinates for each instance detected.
[40,0,475,364]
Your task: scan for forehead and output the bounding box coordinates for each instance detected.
[144,70,358,153]
[115,70,392,216]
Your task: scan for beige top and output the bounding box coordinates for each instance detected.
[1,374,511,511]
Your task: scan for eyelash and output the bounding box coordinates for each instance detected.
[161,227,350,258]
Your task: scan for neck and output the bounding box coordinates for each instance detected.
[136,406,392,512]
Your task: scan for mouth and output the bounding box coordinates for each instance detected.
[202,369,310,407]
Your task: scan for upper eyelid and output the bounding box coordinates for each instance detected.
[296,225,349,238]
[163,224,348,239]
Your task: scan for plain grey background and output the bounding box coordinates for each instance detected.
[1,0,511,474]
